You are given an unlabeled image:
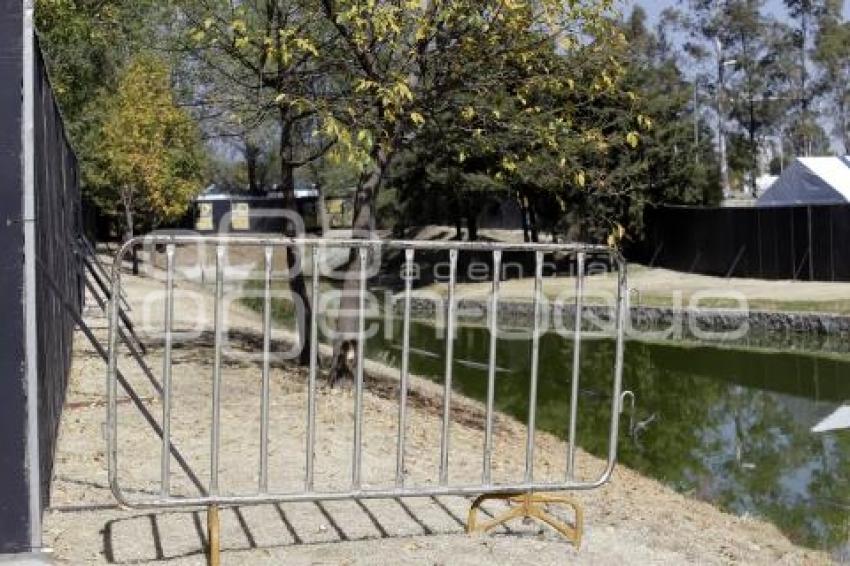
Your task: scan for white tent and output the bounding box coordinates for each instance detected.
[757,156,850,206]
[812,405,850,433]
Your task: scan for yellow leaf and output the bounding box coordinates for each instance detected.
[355,79,375,93]
[626,132,640,149]
[575,171,586,187]
[410,111,425,126]
[607,223,626,248]
[294,38,319,57]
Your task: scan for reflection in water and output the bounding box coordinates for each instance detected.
[363,318,850,553]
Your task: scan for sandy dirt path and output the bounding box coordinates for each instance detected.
[42,263,831,565]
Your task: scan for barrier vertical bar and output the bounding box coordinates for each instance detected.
[259,246,273,493]
[524,251,544,483]
[396,248,414,487]
[353,246,368,488]
[440,249,458,486]
[605,260,628,471]
[210,245,225,495]
[106,254,122,505]
[483,250,502,485]
[567,252,585,479]
[161,244,175,496]
[306,245,319,491]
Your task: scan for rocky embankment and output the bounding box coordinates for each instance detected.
[401,298,850,354]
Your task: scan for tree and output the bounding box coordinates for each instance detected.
[782,0,831,156]
[385,6,718,248]
[89,54,205,240]
[36,0,172,217]
[813,0,850,153]
[674,0,806,194]
[622,7,721,210]
[312,0,632,381]
[173,1,341,366]
[173,1,335,199]
[723,1,795,194]
[676,0,744,195]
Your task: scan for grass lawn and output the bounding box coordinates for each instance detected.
[423,264,850,315]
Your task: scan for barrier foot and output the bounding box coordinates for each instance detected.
[207,504,221,566]
[467,492,583,548]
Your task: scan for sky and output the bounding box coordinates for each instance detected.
[630,0,850,23]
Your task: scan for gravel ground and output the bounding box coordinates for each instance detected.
[42,262,832,565]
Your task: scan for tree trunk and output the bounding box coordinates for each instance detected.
[800,6,810,156]
[279,110,312,367]
[840,95,850,156]
[454,215,464,240]
[525,190,539,243]
[518,192,531,243]
[121,188,139,275]
[749,100,757,197]
[245,142,260,193]
[316,183,329,235]
[715,38,732,196]
[122,192,134,242]
[467,211,478,242]
[328,147,389,385]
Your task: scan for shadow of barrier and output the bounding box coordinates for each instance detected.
[98,495,568,564]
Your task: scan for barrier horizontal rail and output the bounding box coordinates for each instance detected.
[107,234,627,513]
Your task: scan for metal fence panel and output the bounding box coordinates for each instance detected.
[107,235,628,511]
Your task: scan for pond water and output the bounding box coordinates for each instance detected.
[359,318,850,555]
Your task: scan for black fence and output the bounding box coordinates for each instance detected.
[0,11,82,552]
[33,37,83,510]
[630,204,850,281]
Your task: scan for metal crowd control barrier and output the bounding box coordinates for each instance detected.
[106,235,628,563]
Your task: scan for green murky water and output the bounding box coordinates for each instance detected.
[359,318,850,555]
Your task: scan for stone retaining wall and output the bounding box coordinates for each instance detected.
[398,297,850,354]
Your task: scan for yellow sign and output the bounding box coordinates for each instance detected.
[231,202,250,231]
[196,203,213,231]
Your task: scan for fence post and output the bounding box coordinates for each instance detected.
[207,504,220,566]
[807,205,814,281]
